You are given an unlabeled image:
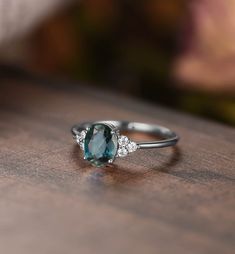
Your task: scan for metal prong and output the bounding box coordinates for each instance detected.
[116,130,120,135]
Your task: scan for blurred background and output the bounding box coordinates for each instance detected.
[0,0,234,125]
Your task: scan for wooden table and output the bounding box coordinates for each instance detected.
[0,71,234,254]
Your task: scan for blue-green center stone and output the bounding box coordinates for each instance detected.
[84,124,118,167]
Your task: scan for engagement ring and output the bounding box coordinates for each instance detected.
[71,121,179,167]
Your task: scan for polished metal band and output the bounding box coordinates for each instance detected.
[71,120,179,149]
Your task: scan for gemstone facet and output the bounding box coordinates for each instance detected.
[84,124,118,167]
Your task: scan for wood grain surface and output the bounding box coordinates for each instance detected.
[0,74,234,254]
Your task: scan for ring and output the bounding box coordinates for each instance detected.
[71,120,179,167]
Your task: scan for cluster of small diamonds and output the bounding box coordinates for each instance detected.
[117,135,138,157]
[76,130,87,150]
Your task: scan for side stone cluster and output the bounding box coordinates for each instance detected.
[75,130,87,150]
[117,135,138,157]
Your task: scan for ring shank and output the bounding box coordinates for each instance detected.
[71,121,179,149]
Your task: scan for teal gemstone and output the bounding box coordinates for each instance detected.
[84,124,118,167]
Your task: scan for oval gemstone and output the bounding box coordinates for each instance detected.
[84,124,118,167]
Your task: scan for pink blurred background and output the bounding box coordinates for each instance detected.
[0,0,234,125]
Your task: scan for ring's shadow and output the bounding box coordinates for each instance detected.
[71,144,182,186]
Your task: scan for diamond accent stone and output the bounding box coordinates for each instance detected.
[80,130,86,140]
[76,130,87,150]
[117,147,128,157]
[118,135,129,146]
[116,136,138,158]
[127,142,138,153]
